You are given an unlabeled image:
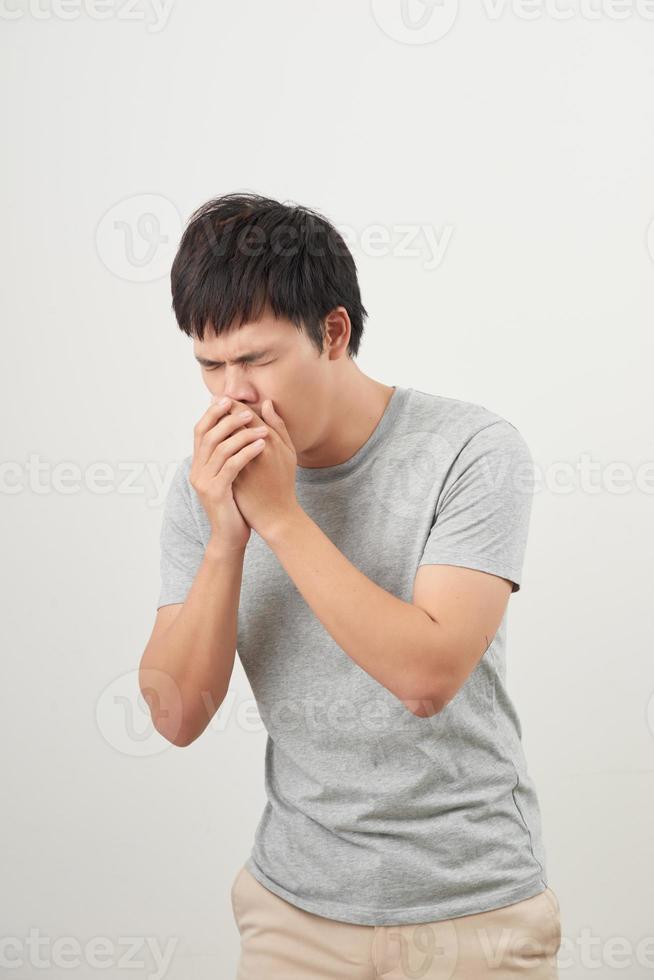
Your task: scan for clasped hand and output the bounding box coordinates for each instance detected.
[222,397,299,539]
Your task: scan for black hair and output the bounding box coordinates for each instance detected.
[170,191,367,358]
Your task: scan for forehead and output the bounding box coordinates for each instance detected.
[194,320,265,354]
[194,308,303,354]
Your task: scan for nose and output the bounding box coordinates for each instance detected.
[220,372,259,410]
[221,390,261,419]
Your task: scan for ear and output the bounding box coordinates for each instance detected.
[262,399,294,451]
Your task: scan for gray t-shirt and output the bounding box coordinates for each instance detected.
[157,385,548,926]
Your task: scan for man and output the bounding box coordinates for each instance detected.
[139,192,561,978]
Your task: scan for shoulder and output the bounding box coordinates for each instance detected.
[161,453,210,536]
[405,386,532,458]
[166,453,194,498]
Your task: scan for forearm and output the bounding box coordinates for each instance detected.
[140,540,244,744]
[262,507,445,715]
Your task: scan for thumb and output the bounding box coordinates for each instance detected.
[262,399,293,449]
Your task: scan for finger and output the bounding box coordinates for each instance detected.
[193,398,234,460]
[198,407,264,469]
[211,432,267,491]
[207,422,269,474]
[262,399,294,451]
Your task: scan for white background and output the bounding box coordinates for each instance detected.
[2,2,653,978]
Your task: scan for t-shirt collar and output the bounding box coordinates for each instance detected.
[296,385,409,485]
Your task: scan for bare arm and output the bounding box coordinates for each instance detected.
[139,396,270,746]
[260,509,513,718]
[139,540,246,747]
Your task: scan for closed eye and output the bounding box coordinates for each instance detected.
[202,361,274,372]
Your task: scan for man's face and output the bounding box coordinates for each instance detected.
[193,310,330,453]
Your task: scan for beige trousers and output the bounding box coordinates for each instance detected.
[231,865,562,979]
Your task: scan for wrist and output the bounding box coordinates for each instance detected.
[205,537,247,562]
[259,502,305,547]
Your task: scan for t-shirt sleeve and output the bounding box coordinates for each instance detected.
[417,420,535,593]
[157,458,206,609]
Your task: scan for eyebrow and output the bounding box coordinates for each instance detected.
[194,348,275,368]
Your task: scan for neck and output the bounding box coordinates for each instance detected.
[296,367,396,470]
